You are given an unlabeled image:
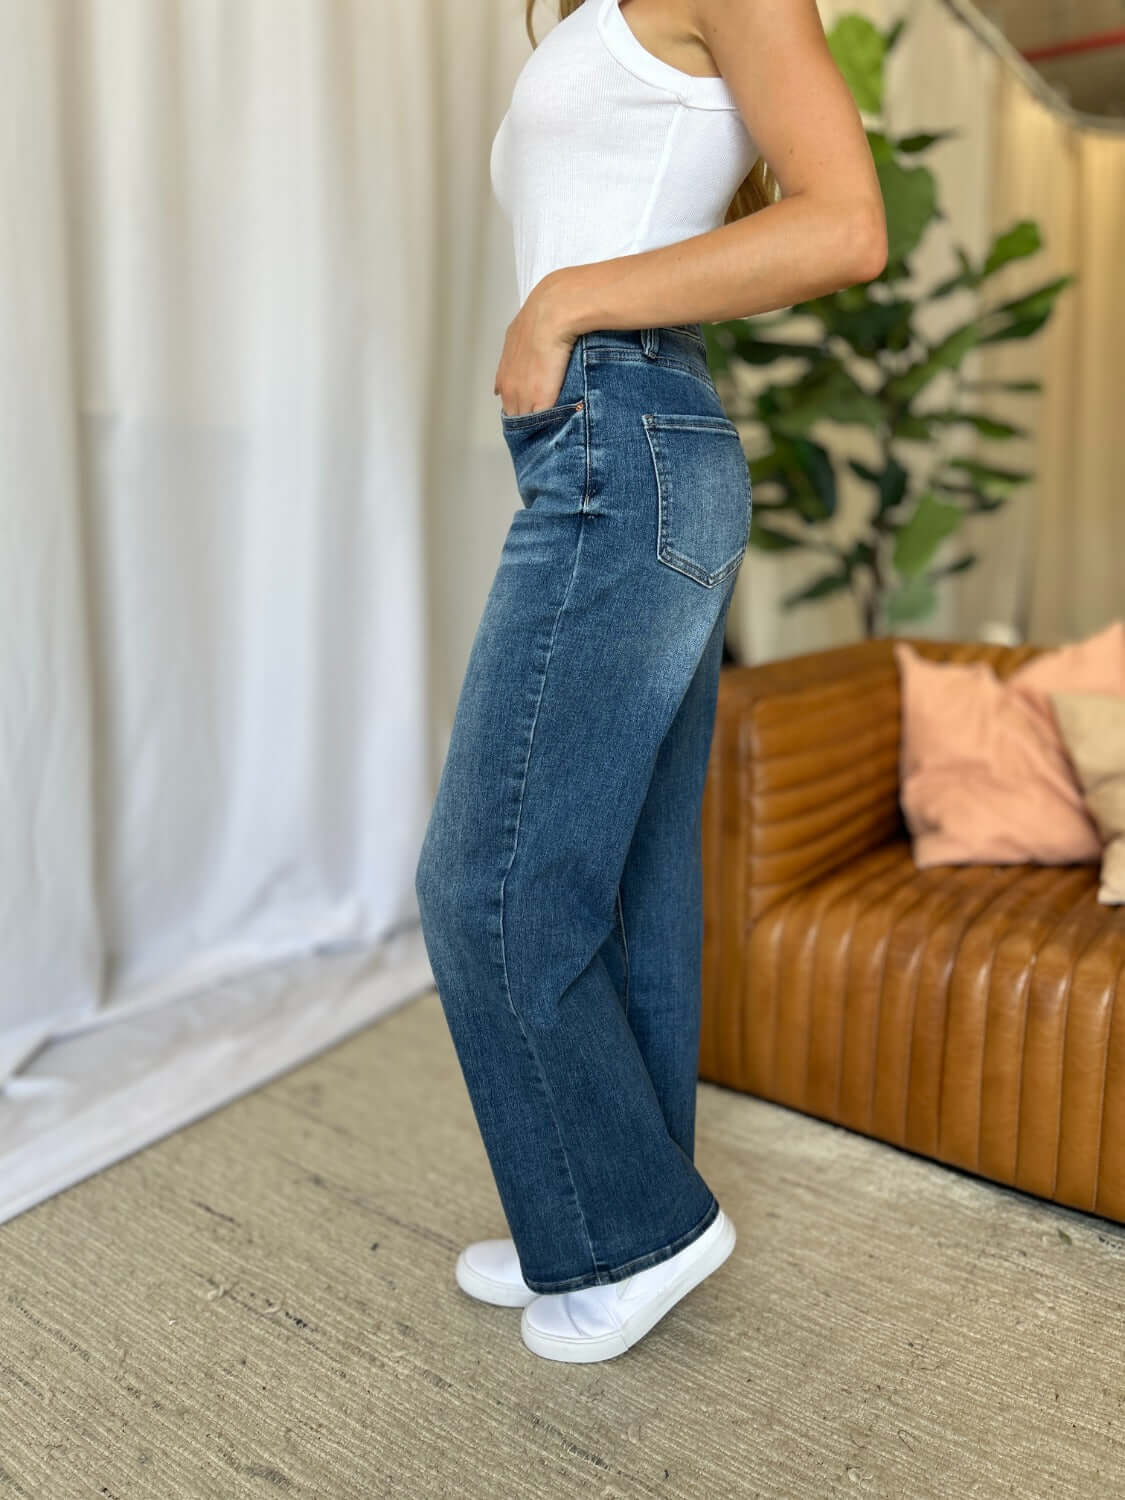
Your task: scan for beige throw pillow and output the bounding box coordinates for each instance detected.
[894,620,1125,868]
[1050,692,1125,906]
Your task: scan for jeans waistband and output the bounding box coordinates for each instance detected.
[580,324,708,364]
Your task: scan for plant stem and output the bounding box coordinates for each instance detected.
[865,419,895,637]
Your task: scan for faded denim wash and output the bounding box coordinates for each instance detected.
[414,323,751,1294]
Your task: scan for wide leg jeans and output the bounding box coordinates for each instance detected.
[414,322,751,1294]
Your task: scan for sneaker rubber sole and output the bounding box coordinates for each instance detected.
[519,1207,736,1363]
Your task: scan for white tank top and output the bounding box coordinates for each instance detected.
[490,0,758,308]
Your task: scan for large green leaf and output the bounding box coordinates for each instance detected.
[933,481,1011,514]
[893,413,935,441]
[777,437,839,521]
[919,409,1028,440]
[748,450,784,487]
[926,221,1048,306]
[706,318,801,373]
[944,458,1032,491]
[849,460,881,484]
[866,130,895,165]
[781,569,852,609]
[827,16,887,113]
[972,276,1074,347]
[730,338,822,366]
[986,274,1075,324]
[961,378,1043,394]
[753,437,840,522]
[801,290,914,358]
[846,539,878,571]
[982,220,1042,276]
[929,552,978,578]
[767,362,884,436]
[702,325,731,374]
[928,249,976,301]
[885,575,938,624]
[892,493,962,577]
[897,131,957,154]
[877,255,914,287]
[849,456,908,516]
[878,456,910,514]
[749,519,806,551]
[977,311,1053,345]
[884,322,980,404]
[877,159,939,265]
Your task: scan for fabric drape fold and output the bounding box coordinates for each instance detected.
[0,0,445,1054]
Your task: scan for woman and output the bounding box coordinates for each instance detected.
[414,0,886,1364]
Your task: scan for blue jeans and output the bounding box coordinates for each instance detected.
[414,323,751,1294]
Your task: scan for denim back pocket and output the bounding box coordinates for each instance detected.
[641,412,751,587]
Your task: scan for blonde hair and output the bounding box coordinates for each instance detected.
[526,0,780,219]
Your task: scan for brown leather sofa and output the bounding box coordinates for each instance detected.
[700,636,1125,1225]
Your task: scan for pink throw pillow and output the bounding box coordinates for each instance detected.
[895,620,1125,867]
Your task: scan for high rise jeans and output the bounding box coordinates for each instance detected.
[414,322,751,1294]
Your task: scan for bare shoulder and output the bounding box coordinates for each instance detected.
[687,0,830,59]
[685,0,883,221]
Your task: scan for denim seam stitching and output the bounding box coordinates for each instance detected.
[616,881,631,1020]
[522,1192,721,1294]
[646,413,739,435]
[586,328,707,352]
[587,348,707,372]
[500,399,584,431]
[643,417,745,586]
[496,514,599,1282]
[661,325,707,350]
[587,350,714,390]
[580,337,592,512]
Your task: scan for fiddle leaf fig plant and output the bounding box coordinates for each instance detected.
[705,12,1074,637]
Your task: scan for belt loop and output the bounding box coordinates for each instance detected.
[641,326,660,359]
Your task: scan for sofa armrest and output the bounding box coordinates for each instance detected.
[705,639,906,927]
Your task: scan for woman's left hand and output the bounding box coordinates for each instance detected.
[494,276,581,417]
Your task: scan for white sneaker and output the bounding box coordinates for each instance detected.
[455,1237,537,1308]
[520,1208,736,1363]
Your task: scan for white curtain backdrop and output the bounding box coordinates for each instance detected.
[1,0,1120,1221]
[0,0,465,1216]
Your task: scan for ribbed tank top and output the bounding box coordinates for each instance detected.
[490,0,758,309]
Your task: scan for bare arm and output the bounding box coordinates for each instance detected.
[543,0,888,335]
